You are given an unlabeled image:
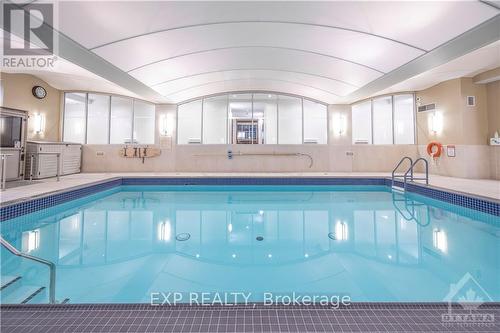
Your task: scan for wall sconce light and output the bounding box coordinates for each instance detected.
[429,111,443,134]
[159,114,174,136]
[433,228,447,253]
[33,113,44,134]
[22,229,40,252]
[157,220,172,242]
[335,221,348,241]
[333,113,347,136]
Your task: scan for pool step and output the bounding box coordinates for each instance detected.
[0,275,48,304]
[0,285,46,304]
[0,275,21,291]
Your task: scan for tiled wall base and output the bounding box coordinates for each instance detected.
[82,145,420,174]
[1,303,499,333]
[416,145,496,179]
[82,144,500,180]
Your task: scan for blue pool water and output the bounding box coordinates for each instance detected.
[1,185,499,304]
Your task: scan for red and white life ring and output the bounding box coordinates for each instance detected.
[426,141,443,158]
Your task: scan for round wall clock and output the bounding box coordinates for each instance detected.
[32,86,47,99]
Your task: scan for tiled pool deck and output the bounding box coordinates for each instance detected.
[1,303,499,333]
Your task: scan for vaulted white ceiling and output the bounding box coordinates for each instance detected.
[3,1,500,104]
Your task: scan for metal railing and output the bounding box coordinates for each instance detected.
[192,150,314,168]
[228,151,314,168]
[0,153,13,191]
[0,235,56,304]
[403,158,429,191]
[391,192,431,227]
[391,156,413,188]
[29,152,61,182]
[391,156,429,191]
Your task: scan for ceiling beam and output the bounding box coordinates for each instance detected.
[343,14,500,104]
[5,1,166,103]
[55,31,166,102]
[480,1,500,10]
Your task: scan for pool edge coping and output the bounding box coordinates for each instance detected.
[0,176,498,221]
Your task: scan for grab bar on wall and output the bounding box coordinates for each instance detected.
[0,235,56,304]
[231,151,314,168]
[192,151,314,168]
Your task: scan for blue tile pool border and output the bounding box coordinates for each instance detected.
[388,178,500,216]
[0,178,122,222]
[120,176,387,186]
[1,176,499,221]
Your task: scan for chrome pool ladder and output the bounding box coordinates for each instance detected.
[0,235,56,304]
[391,191,431,227]
[391,157,429,192]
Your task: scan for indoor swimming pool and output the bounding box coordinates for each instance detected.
[1,184,499,304]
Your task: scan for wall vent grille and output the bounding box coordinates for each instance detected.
[417,103,436,112]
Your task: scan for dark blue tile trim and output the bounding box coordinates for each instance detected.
[0,179,122,222]
[121,177,387,186]
[1,177,499,222]
[386,178,500,216]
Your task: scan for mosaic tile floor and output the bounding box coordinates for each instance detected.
[1,303,499,333]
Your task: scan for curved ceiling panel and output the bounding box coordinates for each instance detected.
[13,1,497,104]
[60,1,498,51]
[130,47,382,88]
[153,69,356,99]
[162,79,344,104]
[92,22,423,73]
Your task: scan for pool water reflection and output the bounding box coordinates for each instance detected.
[1,185,499,303]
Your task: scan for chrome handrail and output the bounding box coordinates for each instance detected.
[403,158,429,191]
[0,154,13,191]
[230,151,314,168]
[29,152,61,181]
[391,156,413,187]
[0,235,56,303]
[193,151,315,168]
[391,192,431,227]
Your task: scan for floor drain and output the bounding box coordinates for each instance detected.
[176,233,191,241]
[256,236,264,241]
[328,232,336,240]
